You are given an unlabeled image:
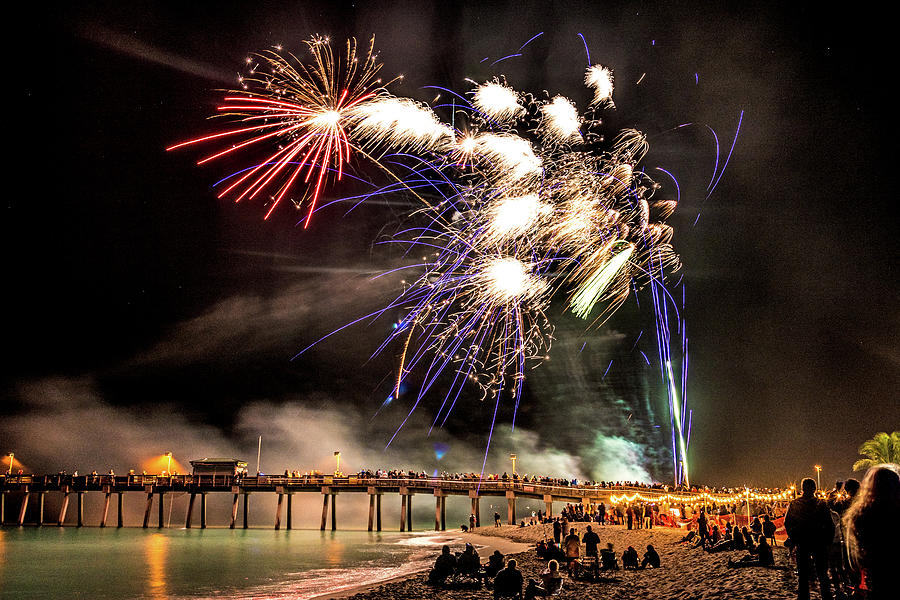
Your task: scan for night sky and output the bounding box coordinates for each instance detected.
[4,1,896,488]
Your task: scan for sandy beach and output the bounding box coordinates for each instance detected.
[326,522,800,600]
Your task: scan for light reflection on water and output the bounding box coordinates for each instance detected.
[146,533,168,600]
[0,528,462,600]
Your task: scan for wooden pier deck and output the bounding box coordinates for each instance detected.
[0,473,703,531]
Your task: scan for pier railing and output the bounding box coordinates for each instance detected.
[1,472,788,531]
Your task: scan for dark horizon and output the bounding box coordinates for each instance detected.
[3,2,897,489]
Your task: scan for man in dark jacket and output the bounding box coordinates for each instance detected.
[785,478,834,600]
[493,558,524,599]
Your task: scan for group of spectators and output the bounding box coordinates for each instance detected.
[672,465,898,600]
[783,465,898,600]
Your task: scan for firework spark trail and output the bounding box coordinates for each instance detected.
[175,33,737,481]
[168,36,395,227]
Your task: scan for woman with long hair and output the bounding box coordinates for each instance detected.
[842,463,900,599]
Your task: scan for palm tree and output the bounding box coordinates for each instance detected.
[852,431,900,471]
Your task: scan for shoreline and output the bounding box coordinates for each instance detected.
[317,522,800,600]
[311,531,530,600]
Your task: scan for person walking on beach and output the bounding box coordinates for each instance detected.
[785,478,834,600]
[553,518,562,544]
[495,511,502,527]
[470,513,477,531]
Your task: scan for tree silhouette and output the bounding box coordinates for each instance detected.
[852,431,900,471]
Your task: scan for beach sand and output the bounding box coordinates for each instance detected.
[322,522,801,600]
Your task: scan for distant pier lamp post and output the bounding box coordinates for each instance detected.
[334,452,341,476]
[814,465,822,490]
[510,454,517,476]
[6,453,13,475]
[165,452,173,476]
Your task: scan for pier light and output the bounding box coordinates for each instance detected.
[6,452,13,475]
[814,465,822,490]
[165,452,173,475]
[510,453,517,475]
[334,451,341,476]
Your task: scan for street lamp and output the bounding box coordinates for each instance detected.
[6,453,13,475]
[814,465,822,490]
[334,451,341,476]
[165,452,173,475]
[510,454,517,476]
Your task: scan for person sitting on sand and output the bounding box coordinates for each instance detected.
[536,540,548,559]
[428,545,458,585]
[524,559,564,599]
[750,515,763,540]
[600,542,619,570]
[728,534,774,568]
[741,526,756,552]
[733,526,746,551]
[705,530,734,553]
[457,543,481,577]
[622,545,640,569]
[485,550,505,578]
[679,530,697,544]
[493,558,524,600]
[640,544,661,568]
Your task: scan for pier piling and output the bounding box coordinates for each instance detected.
[230,492,239,529]
[117,492,124,528]
[18,489,29,526]
[77,491,84,527]
[285,493,292,530]
[506,490,516,525]
[274,489,284,530]
[58,487,70,526]
[142,490,153,528]
[200,493,207,529]
[100,488,111,527]
[186,492,196,528]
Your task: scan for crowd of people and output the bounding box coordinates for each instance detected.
[424,463,898,600]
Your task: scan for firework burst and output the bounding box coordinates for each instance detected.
[168,36,394,226]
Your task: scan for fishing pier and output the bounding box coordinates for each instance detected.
[0,473,676,531]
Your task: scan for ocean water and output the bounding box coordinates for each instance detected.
[0,527,469,599]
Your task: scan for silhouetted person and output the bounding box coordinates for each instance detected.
[641,544,661,568]
[494,558,524,600]
[600,542,618,570]
[697,509,708,543]
[843,464,900,600]
[485,550,505,577]
[728,534,774,568]
[552,518,561,544]
[622,545,639,569]
[762,514,777,546]
[785,478,834,600]
[457,543,480,576]
[428,545,457,585]
[582,525,600,558]
[495,511,502,527]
